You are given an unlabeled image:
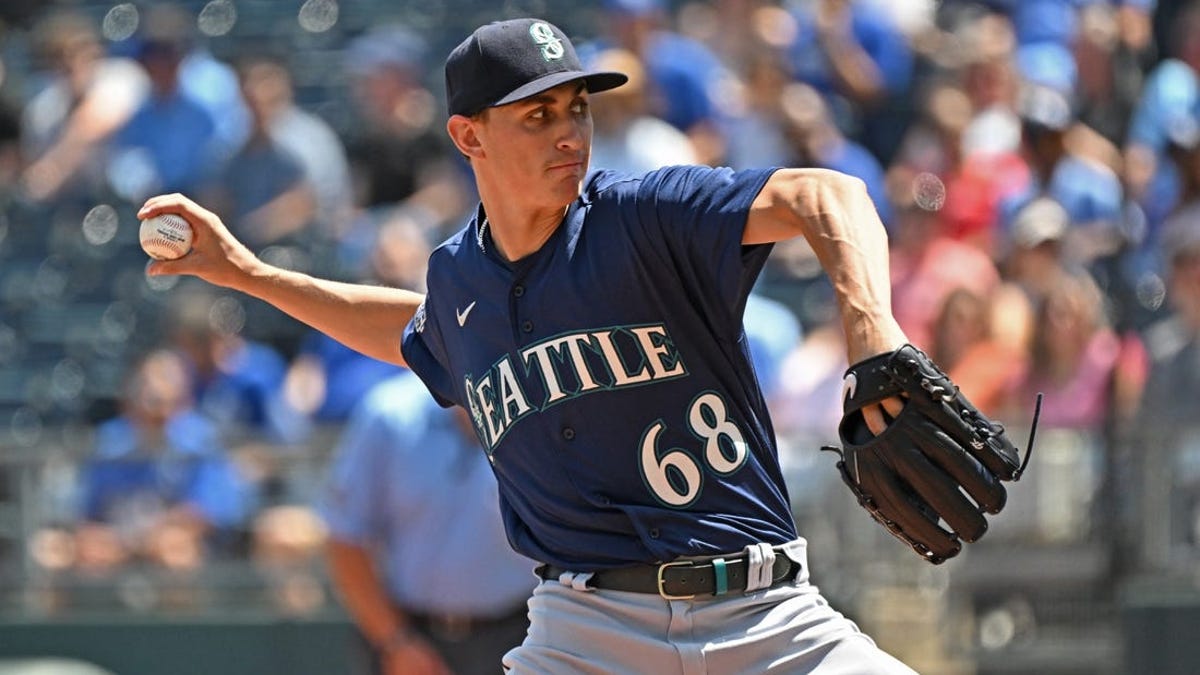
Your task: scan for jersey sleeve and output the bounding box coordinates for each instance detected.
[400,294,458,409]
[632,165,778,331]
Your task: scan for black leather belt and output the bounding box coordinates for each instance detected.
[537,549,800,600]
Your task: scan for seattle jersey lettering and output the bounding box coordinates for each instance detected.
[464,323,687,450]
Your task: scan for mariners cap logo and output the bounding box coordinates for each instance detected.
[529,22,564,61]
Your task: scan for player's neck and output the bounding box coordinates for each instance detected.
[479,201,568,262]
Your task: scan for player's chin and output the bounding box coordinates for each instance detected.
[544,172,586,204]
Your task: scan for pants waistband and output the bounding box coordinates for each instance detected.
[537,544,802,599]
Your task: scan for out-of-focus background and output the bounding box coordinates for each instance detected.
[0,0,1199,673]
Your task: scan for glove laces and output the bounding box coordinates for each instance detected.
[1013,392,1043,481]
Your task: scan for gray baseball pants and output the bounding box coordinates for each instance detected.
[502,539,917,674]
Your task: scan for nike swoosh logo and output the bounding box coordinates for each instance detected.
[841,372,858,404]
[456,301,477,327]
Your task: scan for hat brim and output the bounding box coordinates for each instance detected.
[492,70,628,109]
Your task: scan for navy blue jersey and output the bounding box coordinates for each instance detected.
[401,165,798,570]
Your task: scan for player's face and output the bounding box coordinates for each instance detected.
[477,81,593,211]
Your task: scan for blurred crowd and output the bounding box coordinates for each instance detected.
[0,0,1199,646]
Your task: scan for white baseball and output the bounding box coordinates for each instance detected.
[139,214,193,261]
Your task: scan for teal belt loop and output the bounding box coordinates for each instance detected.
[712,557,728,596]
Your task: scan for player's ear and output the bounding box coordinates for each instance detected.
[447,114,485,161]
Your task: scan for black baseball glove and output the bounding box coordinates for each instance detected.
[823,344,1040,564]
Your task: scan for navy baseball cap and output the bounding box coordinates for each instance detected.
[445,18,628,117]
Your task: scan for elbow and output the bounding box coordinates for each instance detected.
[784,166,865,194]
[752,168,875,244]
[799,169,887,238]
[814,172,875,229]
[787,168,869,215]
[825,171,869,205]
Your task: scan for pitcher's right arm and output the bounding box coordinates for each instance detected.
[138,193,422,367]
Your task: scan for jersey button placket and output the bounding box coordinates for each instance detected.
[509,276,530,344]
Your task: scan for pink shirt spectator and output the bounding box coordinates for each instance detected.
[891,236,1000,351]
[1024,329,1121,429]
[1020,273,1148,430]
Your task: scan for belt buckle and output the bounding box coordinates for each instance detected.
[656,560,696,600]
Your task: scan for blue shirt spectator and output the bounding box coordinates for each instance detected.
[786,0,913,161]
[1016,41,1079,96]
[180,49,250,157]
[980,0,1155,47]
[592,0,736,135]
[109,90,217,199]
[641,32,729,133]
[71,349,250,571]
[1128,59,1200,154]
[215,137,308,243]
[999,83,1123,241]
[168,289,312,445]
[1050,155,1125,226]
[187,339,310,445]
[999,155,1124,233]
[294,332,405,423]
[787,1,913,100]
[1120,64,1192,237]
[1011,0,1079,46]
[1125,9,1200,234]
[107,3,225,201]
[321,373,534,616]
[81,411,247,531]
